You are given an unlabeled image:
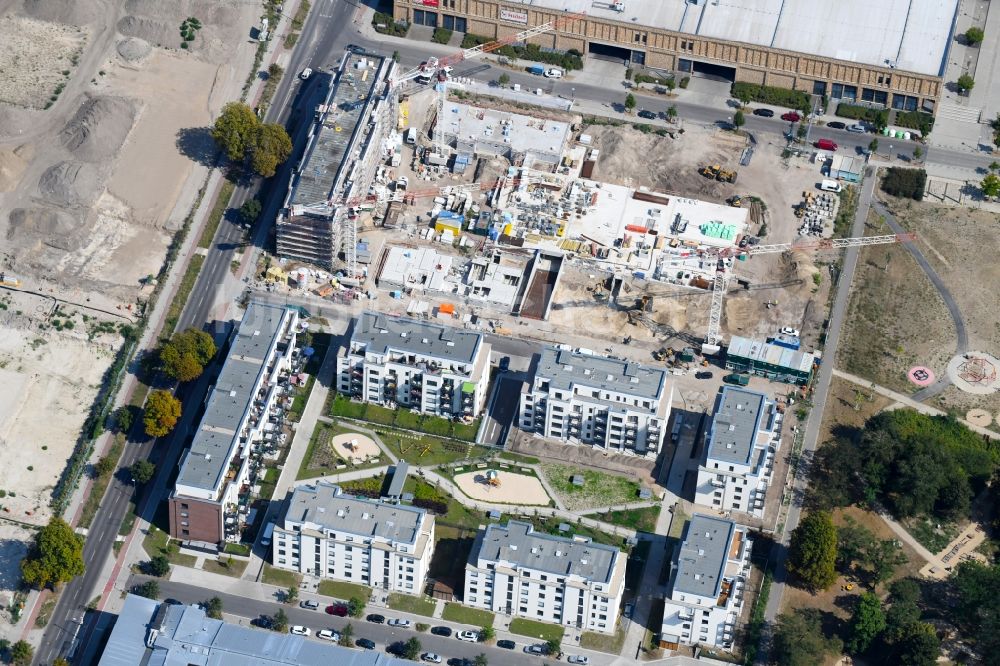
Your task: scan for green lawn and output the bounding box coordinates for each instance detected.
[143,525,197,568]
[198,179,236,249]
[287,375,315,423]
[223,543,252,556]
[330,394,482,443]
[318,580,372,601]
[202,557,249,578]
[164,254,205,336]
[668,504,690,539]
[298,421,383,480]
[540,463,643,511]
[508,618,564,643]
[382,428,488,467]
[498,451,540,465]
[80,434,126,529]
[387,593,437,617]
[442,602,494,627]
[581,623,627,653]
[262,564,301,588]
[599,505,661,533]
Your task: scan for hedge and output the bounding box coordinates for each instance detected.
[492,43,584,71]
[880,167,926,201]
[894,110,934,136]
[634,73,674,87]
[372,12,408,37]
[412,498,448,514]
[432,28,452,44]
[835,103,888,129]
[731,82,809,111]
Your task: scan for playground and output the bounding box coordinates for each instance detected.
[453,469,551,505]
[331,433,381,463]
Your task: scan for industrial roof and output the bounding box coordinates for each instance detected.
[727,335,816,374]
[385,462,410,498]
[536,347,668,409]
[672,514,736,600]
[831,154,864,176]
[705,387,768,466]
[511,0,956,77]
[474,521,620,583]
[176,303,291,495]
[283,481,425,545]
[440,101,570,159]
[99,594,413,666]
[350,312,483,365]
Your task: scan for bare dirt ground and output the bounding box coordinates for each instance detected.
[453,470,551,505]
[0,522,31,615]
[0,15,86,109]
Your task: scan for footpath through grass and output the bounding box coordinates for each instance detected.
[387,593,437,617]
[442,602,494,627]
[509,618,564,643]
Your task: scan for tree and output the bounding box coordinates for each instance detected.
[667,105,678,120]
[848,592,886,654]
[272,608,288,632]
[773,608,843,666]
[895,622,940,666]
[735,87,753,107]
[339,622,354,647]
[965,27,985,46]
[403,637,422,660]
[982,173,1000,198]
[836,517,875,572]
[885,578,923,642]
[285,585,298,604]
[204,596,223,619]
[53,658,70,666]
[160,328,216,382]
[114,405,134,433]
[473,654,488,666]
[131,459,156,485]
[498,73,510,86]
[348,596,365,617]
[952,561,1000,656]
[957,73,975,93]
[239,199,262,226]
[144,390,182,437]
[21,518,85,589]
[10,640,33,666]
[732,109,745,130]
[212,102,260,162]
[868,539,907,587]
[478,625,495,642]
[624,93,636,113]
[788,511,838,591]
[251,123,293,177]
[133,580,160,599]
[95,455,117,477]
[545,638,561,655]
[146,555,170,577]
[912,146,923,162]
[868,138,879,154]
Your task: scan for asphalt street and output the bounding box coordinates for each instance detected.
[481,376,524,447]
[135,576,555,666]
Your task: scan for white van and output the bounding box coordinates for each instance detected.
[819,179,842,193]
[404,127,417,145]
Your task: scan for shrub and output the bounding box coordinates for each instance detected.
[731,81,809,111]
[461,33,490,49]
[432,28,452,44]
[679,76,690,88]
[894,110,934,136]
[372,12,408,37]
[880,167,927,201]
[835,103,888,129]
[413,498,448,514]
[634,73,674,87]
[965,27,985,46]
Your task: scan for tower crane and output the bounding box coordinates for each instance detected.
[700,232,915,355]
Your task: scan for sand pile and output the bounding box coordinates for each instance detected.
[59,96,137,162]
[37,161,103,207]
[20,0,99,26]
[0,145,32,192]
[7,207,85,251]
[117,15,178,48]
[116,37,151,63]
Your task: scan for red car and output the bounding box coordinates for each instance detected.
[781,111,801,122]
[326,604,348,616]
[814,138,839,151]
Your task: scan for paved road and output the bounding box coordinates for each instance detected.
[481,375,523,446]
[135,576,555,666]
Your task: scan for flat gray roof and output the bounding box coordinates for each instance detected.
[99,594,414,666]
[176,302,290,494]
[727,335,816,374]
[510,0,956,77]
[385,462,410,498]
[284,481,425,545]
[673,514,735,600]
[537,347,667,408]
[351,312,483,365]
[705,387,767,466]
[475,521,620,583]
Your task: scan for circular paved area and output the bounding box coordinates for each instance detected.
[966,409,993,428]
[454,470,550,505]
[331,433,380,462]
[946,352,1000,395]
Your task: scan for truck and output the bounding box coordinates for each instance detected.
[723,373,751,386]
[528,64,546,76]
[820,179,842,193]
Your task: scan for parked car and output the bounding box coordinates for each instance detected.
[356,638,376,650]
[781,111,801,122]
[289,626,311,636]
[299,68,313,80]
[497,639,516,650]
[525,644,550,655]
[447,659,473,666]
[568,657,590,665]
[317,629,340,642]
[421,654,443,664]
[251,615,273,629]
[814,138,838,151]
[780,327,801,337]
[366,614,386,624]
[753,108,775,117]
[637,109,657,120]
[326,604,348,616]
[300,600,320,610]
[848,123,867,133]
[826,121,846,130]
[430,626,453,637]
[695,371,714,380]
[499,356,510,372]
[388,618,411,628]
[544,67,563,78]
[456,630,479,642]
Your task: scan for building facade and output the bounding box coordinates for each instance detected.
[694,387,781,518]
[169,303,298,544]
[277,49,397,270]
[336,312,491,418]
[391,0,953,115]
[725,335,818,385]
[464,521,626,634]
[272,481,435,594]
[660,514,753,651]
[519,347,672,457]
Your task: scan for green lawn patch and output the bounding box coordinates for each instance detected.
[297,421,383,480]
[599,505,661,533]
[287,375,315,423]
[339,474,386,496]
[509,618,564,643]
[143,525,197,568]
[581,623,626,653]
[540,463,642,511]
[442,602,494,627]
[198,179,235,249]
[318,580,372,600]
[387,593,437,617]
[498,451,540,465]
[79,434,126,529]
[381,428,486,467]
[330,394,482,442]
[118,501,137,536]
[164,253,204,336]
[223,542,252,556]
[262,564,301,588]
[668,504,690,539]
[202,556,249,578]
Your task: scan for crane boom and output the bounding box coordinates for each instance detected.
[747,233,915,255]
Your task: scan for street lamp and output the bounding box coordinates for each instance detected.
[571,87,575,102]
[889,144,894,160]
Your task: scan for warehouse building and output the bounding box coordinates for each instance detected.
[464,520,626,633]
[725,335,818,385]
[272,481,435,593]
[392,0,956,115]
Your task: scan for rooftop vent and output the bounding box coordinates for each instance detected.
[362,512,371,520]
[254,330,261,336]
[205,453,212,461]
[510,544,518,551]
[400,332,407,338]
[337,509,346,517]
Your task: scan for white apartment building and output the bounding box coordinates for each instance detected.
[464,521,626,634]
[336,312,491,418]
[660,514,753,651]
[518,347,672,457]
[272,481,435,594]
[694,387,781,518]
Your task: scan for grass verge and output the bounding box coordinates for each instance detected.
[508,618,564,643]
[163,254,205,336]
[79,434,126,529]
[223,542,252,556]
[540,463,642,511]
[34,594,58,628]
[262,563,302,588]
[387,593,437,617]
[142,525,197,568]
[599,505,661,533]
[318,579,372,600]
[442,602,494,627]
[198,179,235,249]
[581,623,627,653]
[202,557,249,578]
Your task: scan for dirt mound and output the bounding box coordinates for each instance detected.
[7,207,84,250]
[117,15,177,48]
[20,0,99,25]
[59,96,137,162]
[788,249,818,282]
[116,37,151,63]
[0,145,32,192]
[37,161,103,207]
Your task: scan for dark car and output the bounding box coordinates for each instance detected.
[346,44,365,54]
[447,659,473,666]
[326,604,348,616]
[826,121,846,130]
[525,644,551,655]
[752,108,774,117]
[366,614,386,624]
[497,639,516,650]
[499,356,510,372]
[164,598,183,606]
[356,638,376,650]
[781,111,801,122]
[695,371,714,379]
[430,626,453,637]
[637,109,657,120]
[251,615,273,629]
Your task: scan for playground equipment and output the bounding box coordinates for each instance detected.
[485,470,501,487]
